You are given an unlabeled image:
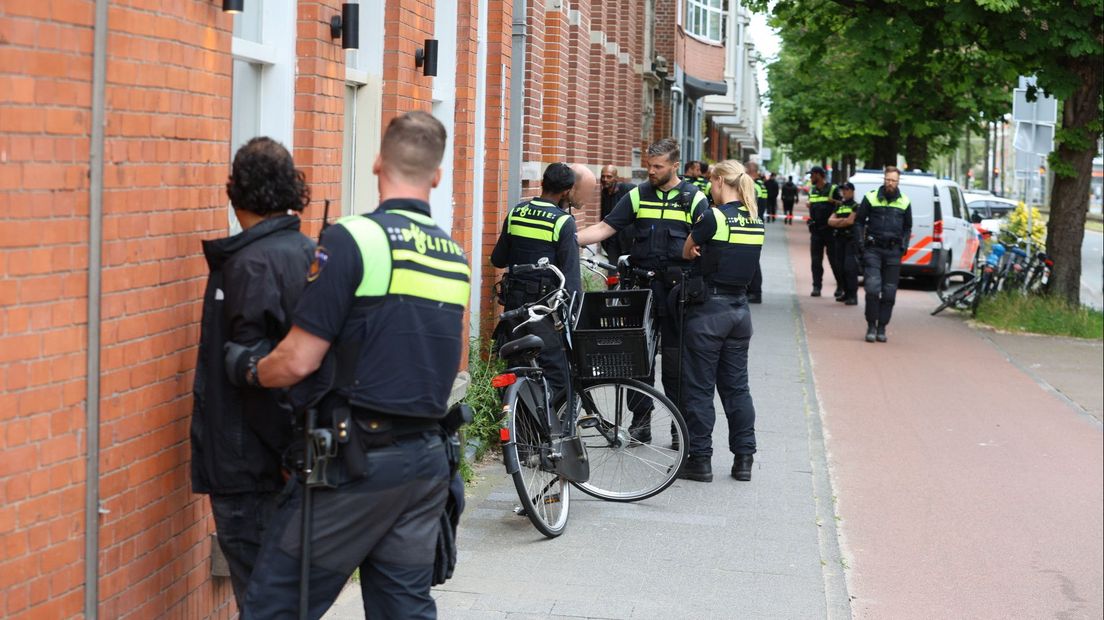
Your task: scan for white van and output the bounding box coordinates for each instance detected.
[849,171,980,279]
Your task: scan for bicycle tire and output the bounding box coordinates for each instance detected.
[936,270,975,304]
[971,272,990,317]
[555,378,687,502]
[504,381,569,538]
[932,278,978,316]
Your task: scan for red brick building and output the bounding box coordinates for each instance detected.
[0,0,760,617]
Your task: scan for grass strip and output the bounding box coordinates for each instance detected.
[975,291,1103,339]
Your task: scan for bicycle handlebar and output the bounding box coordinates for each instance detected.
[499,258,570,332]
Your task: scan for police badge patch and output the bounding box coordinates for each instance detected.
[307,246,328,282]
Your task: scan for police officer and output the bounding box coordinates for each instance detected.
[577,138,709,432]
[806,166,843,298]
[827,182,860,305]
[744,161,767,304]
[685,160,712,202]
[228,112,469,618]
[679,160,764,482]
[854,166,912,343]
[491,163,581,398]
[192,137,315,607]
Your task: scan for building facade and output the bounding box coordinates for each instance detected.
[0,1,762,618]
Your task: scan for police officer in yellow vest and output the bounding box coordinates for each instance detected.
[226,112,470,619]
[577,138,708,430]
[685,160,712,204]
[806,166,844,298]
[854,166,912,343]
[491,163,581,397]
[679,160,764,483]
[827,182,860,305]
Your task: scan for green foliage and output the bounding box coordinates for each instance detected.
[975,291,1103,339]
[999,203,1047,248]
[459,338,505,481]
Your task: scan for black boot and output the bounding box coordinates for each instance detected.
[677,455,713,482]
[811,286,822,297]
[834,289,844,300]
[731,454,754,481]
[865,323,877,343]
[876,325,887,343]
[844,297,858,305]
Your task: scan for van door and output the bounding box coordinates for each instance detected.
[943,185,975,270]
[900,181,934,272]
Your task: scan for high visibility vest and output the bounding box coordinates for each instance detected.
[699,201,765,287]
[754,179,768,200]
[626,180,708,267]
[332,207,470,417]
[808,183,837,204]
[505,199,572,244]
[862,188,912,243]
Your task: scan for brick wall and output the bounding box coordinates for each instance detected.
[676,31,726,83]
[2,0,506,616]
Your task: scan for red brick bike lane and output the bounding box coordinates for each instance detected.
[779,221,1103,618]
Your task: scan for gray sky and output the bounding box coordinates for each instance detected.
[747,11,779,106]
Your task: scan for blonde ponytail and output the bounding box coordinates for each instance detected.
[709,159,759,219]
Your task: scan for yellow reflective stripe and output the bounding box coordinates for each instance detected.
[809,195,831,202]
[337,216,393,297]
[637,208,691,223]
[710,208,727,242]
[728,233,765,245]
[508,226,555,242]
[391,249,471,276]
[386,209,436,226]
[511,216,555,229]
[730,226,762,233]
[629,187,640,214]
[389,269,471,306]
[638,200,667,206]
[692,191,706,211]
[552,214,570,241]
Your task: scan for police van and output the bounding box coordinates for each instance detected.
[849,170,980,280]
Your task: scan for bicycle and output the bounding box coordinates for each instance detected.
[494,258,688,537]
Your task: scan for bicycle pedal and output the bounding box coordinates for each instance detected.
[513,505,528,517]
[577,414,600,429]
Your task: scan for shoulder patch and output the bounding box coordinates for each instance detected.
[306,245,329,282]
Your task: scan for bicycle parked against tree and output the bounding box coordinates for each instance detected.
[932,233,1051,317]
[494,258,688,537]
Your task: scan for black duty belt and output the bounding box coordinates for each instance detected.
[868,238,900,249]
[350,408,441,438]
[707,284,747,296]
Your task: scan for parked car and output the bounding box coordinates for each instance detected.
[849,170,980,279]
[964,192,1017,234]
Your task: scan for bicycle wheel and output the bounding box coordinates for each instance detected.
[932,278,978,316]
[971,271,991,317]
[936,270,975,304]
[556,379,687,502]
[504,383,569,538]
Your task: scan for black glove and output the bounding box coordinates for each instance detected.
[224,340,272,387]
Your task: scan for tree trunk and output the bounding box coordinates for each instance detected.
[1045,59,1102,305]
[904,135,929,171]
[870,124,900,169]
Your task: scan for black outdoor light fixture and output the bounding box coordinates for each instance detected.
[330,3,360,50]
[415,39,439,76]
[222,0,243,13]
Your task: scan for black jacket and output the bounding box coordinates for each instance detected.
[190,215,315,495]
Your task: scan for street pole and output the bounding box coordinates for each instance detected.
[985,121,992,190]
[965,125,972,190]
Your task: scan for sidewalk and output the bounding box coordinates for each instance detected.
[784,223,1104,619]
[325,220,849,618]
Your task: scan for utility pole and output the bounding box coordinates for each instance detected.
[964,125,972,190]
[984,121,992,190]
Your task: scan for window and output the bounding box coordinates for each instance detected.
[685,0,725,44]
[342,0,386,215]
[948,186,963,219]
[229,0,295,231]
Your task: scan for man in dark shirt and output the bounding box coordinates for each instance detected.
[764,173,780,223]
[781,176,798,224]
[599,164,634,261]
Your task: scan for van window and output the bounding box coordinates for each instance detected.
[948,187,963,219]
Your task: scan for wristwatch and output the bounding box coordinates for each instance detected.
[245,355,262,388]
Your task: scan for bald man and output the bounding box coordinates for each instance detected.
[568,164,597,213]
[598,164,635,261]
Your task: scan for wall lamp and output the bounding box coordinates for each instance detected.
[222,0,243,13]
[415,39,438,76]
[330,3,360,50]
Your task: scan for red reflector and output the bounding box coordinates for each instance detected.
[491,373,517,388]
[933,220,943,242]
[1045,259,1053,267]
[606,276,619,286]
[500,428,510,442]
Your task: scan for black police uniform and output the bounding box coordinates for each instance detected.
[682,201,764,463]
[191,214,314,606]
[831,198,861,303]
[490,197,581,397]
[602,179,708,410]
[599,181,635,261]
[781,180,798,224]
[747,177,769,299]
[807,182,843,294]
[855,187,912,331]
[242,198,470,620]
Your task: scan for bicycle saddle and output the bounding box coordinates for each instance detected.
[499,334,544,361]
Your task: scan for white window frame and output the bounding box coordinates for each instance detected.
[684,0,725,45]
[342,0,386,215]
[231,0,296,151]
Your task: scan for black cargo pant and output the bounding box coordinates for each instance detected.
[782,200,794,224]
[809,227,840,290]
[628,276,684,435]
[210,491,280,608]
[241,433,449,620]
[681,294,756,457]
[834,233,860,301]
[497,286,570,399]
[863,245,903,326]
